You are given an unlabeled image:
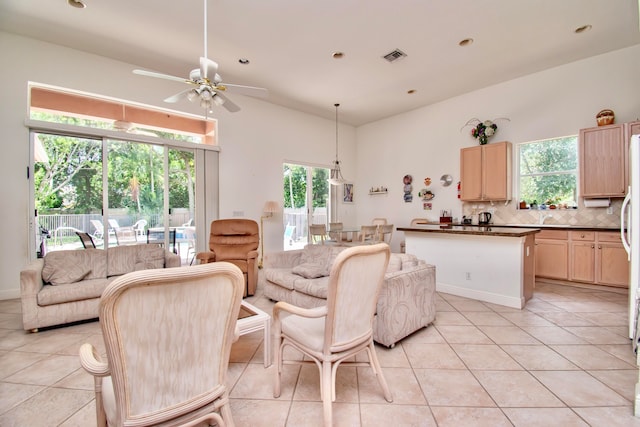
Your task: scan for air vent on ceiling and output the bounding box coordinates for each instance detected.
[382,49,407,63]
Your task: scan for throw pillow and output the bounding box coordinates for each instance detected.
[292,262,327,279]
[42,251,93,285]
[134,245,166,271]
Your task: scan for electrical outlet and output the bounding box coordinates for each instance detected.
[465,272,471,280]
[232,211,244,217]
[606,206,613,215]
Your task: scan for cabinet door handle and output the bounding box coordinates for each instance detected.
[591,245,595,249]
[598,245,602,249]
[581,233,585,238]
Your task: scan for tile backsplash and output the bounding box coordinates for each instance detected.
[462,198,623,228]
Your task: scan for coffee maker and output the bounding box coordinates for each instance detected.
[478,212,492,225]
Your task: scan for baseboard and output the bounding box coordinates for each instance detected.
[0,288,20,301]
[436,282,524,309]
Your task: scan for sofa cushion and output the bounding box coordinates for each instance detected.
[42,249,107,285]
[37,277,113,306]
[299,245,348,277]
[264,268,299,291]
[292,276,331,299]
[292,262,326,279]
[133,245,166,271]
[107,245,166,277]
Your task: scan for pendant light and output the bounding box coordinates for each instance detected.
[328,103,346,186]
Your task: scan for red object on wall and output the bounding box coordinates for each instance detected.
[457,181,461,199]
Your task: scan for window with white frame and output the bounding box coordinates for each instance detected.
[518,136,578,208]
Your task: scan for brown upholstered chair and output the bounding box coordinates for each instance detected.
[196,219,259,296]
[79,263,244,427]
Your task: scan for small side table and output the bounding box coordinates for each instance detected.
[237,301,271,367]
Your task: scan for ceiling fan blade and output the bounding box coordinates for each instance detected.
[200,57,218,80]
[215,92,241,113]
[221,83,269,98]
[164,89,193,103]
[133,69,190,84]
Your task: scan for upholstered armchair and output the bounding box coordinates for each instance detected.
[196,219,259,296]
[273,243,393,427]
[79,262,244,427]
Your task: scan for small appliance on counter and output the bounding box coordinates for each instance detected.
[478,212,492,225]
[462,215,473,225]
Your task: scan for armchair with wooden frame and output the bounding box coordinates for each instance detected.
[273,243,393,427]
[196,219,259,296]
[79,262,244,427]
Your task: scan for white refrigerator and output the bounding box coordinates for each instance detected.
[623,134,640,341]
[622,134,640,416]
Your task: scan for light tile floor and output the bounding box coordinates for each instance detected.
[1,282,640,426]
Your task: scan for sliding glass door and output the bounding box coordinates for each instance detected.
[282,163,331,250]
[32,131,198,264]
[32,132,103,254]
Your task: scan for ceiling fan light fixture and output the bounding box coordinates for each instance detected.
[187,89,199,102]
[200,88,212,100]
[212,94,225,106]
[328,103,346,186]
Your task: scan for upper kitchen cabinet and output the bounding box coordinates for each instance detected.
[460,141,512,201]
[579,123,626,198]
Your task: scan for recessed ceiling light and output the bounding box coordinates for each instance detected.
[459,38,474,47]
[407,89,416,94]
[574,24,592,34]
[68,0,86,9]
[238,58,250,65]
[332,52,345,59]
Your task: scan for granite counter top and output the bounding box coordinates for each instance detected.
[484,223,620,232]
[397,224,540,237]
[406,222,621,232]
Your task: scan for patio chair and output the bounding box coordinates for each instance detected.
[75,231,96,249]
[90,219,109,240]
[132,219,147,237]
[284,224,296,246]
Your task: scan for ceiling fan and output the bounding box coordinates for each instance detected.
[133,0,267,113]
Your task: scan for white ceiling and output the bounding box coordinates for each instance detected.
[1,0,639,126]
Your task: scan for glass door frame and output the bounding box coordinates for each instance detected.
[28,122,218,262]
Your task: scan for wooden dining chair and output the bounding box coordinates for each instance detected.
[371,217,387,226]
[378,224,394,243]
[327,222,343,242]
[358,225,379,244]
[309,224,328,245]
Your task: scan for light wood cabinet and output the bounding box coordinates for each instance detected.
[579,124,626,198]
[537,229,629,288]
[569,232,595,283]
[596,232,629,287]
[535,230,568,280]
[460,141,512,201]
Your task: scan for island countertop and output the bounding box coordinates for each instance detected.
[397,224,540,238]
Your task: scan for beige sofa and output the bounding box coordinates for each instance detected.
[20,245,181,332]
[260,244,436,347]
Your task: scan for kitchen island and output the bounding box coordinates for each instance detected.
[398,224,540,309]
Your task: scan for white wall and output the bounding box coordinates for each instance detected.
[1,30,639,299]
[0,32,357,299]
[356,44,640,251]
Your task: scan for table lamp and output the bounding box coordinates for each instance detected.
[259,200,279,268]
